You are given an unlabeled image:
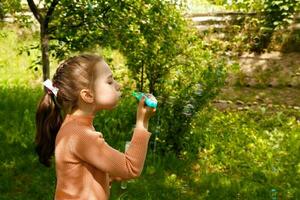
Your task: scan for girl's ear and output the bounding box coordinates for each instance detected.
[79,89,94,104]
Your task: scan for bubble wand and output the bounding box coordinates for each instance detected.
[132,91,158,109]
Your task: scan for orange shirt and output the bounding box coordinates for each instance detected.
[54,114,151,200]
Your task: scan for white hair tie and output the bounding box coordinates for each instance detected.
[43,79,59,97]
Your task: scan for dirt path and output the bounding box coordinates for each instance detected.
[227,51,300,88]
[213,51,300,111]
[214,86,300,111]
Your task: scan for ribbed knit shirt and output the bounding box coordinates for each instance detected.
[54,114,152,200]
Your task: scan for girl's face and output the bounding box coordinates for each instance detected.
[93,60,122,110]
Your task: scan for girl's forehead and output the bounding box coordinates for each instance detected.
[96,60,112,77]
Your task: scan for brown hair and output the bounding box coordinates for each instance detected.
[35,54,103,167]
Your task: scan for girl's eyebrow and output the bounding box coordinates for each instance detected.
[107,74,113,79]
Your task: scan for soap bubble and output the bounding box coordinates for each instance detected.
[182,103,194,116]
[194,83,203,96]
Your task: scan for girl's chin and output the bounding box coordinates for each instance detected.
[107,105,117,110]
[111,102,119,109]
[103,102,119,110]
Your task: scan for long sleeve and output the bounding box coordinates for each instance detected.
[71,127,152,180]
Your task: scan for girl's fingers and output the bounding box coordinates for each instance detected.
[145,107,156,116]
[139,96,145,108]
[147,107,155,111]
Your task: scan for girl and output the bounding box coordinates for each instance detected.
[35,54,156,200]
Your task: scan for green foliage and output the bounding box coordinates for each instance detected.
[202,0,300,53]
[49,0,190,93]
[0,0,34,27]
[188,0,226,13]
[226,0,264,12]
[223,0,300,53]
[0,24,41,86]
[250,0,300,52]
[0,0,22,19]
[154,48,227,154]
[262,0,299,29]
[34,0,228,154]
[190,106,300,199]
[0,3,4,20]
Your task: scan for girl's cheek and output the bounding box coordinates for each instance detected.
[95,94,119,110]
[98,94,116,104]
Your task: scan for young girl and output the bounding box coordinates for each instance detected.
[35,54,156,200]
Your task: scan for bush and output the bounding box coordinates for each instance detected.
[50,0,229,155]
[215,0,300,53]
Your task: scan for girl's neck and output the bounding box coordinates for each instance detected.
[70,108,96,117]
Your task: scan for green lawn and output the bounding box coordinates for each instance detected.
[1,85,299,199]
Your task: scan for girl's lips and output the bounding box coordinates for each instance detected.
[118,92,122,98]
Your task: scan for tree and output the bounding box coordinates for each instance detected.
[27,0,59,83]
[25,0,191,94]
[0,0,22,21]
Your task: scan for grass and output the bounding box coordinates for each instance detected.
[1,23,300,199]
[0,23,40,87]
[1,86,299,199]
[0,86,56,200]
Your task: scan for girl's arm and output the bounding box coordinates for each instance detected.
[71,127,151,180]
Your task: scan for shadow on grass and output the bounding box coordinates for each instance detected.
[110,152,281,200]
[112,150,260,200]
[0,84,218,199]
[0,85,56,200]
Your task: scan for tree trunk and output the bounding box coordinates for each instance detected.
[41,24,50,82]
[27,0,58,85]
[140,61,144,92]
[148,66,156,95]
[149,79,155,95]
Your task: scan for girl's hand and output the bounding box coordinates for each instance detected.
[136,96,156,129]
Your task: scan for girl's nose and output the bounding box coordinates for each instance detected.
[116,82,121,91]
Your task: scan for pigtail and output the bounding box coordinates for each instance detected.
[34,54,103,167]
[35,92,63,167]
